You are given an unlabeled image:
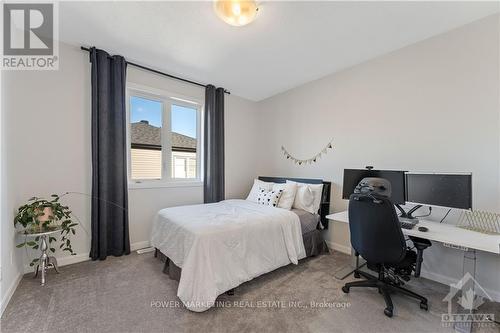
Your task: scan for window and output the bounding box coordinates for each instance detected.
[130,96,163,180]
[171,104,198,179]
[127,86,202,186]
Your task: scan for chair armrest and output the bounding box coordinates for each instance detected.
[408,236,432,278]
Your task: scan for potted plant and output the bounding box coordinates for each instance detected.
[14,194,78,267]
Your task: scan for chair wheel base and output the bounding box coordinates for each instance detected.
[420,302,428,311]
[342,286,350,293]
[384,307,393,317]
[354,271,360,279]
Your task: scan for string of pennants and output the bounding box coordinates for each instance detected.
[281,140,334,165]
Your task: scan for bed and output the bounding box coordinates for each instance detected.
[151,177,331,312]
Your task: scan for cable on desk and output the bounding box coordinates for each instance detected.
[440,209,452,223]
[487,316,500,325]
[414,207,432,218]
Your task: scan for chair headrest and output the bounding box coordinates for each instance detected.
[354,177,392,200]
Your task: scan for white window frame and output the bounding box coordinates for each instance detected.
[126,83,203,189]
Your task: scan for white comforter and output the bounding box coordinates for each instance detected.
[150,199,306,312]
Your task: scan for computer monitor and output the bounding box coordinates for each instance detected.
[342,169,406,204]
[405,173,472,210]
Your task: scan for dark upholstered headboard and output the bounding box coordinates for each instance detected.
[258,176,331,229]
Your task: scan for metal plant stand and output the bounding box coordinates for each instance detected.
[21,227,61,285]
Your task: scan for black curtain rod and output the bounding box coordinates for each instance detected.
[81,46,230,94]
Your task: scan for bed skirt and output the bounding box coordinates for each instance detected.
[157,229,329,282]
[303,229,329,257]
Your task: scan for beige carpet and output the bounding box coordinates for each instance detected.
[1,251,498,333]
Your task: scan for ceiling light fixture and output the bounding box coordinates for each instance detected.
[214,0,259,27]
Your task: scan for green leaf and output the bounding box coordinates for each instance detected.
[26,241,36,246]
[16,243,25,248]
[50,248,55,253]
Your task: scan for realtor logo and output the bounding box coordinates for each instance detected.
[2,2,58,69]
[441,273,495,328]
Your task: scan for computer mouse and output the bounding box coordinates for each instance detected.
[418,226,428,232]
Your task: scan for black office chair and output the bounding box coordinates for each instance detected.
[341,178,431,317]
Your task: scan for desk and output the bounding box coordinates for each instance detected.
[327,211,500,254]
[327,211,500,333]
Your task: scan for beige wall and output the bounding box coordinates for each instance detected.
[225,95,263,199]
[1,42,261,313]
[1,43,91,314]
[256,15,500,298]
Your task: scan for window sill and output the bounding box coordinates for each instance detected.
[128,181,203,190]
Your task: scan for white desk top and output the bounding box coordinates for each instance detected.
[326,211,500,255]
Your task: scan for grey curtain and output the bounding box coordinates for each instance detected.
[204,85,225,203]
[89,47,130,260]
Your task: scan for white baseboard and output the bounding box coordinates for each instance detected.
[131,240,150,251]
[324,242,500,302]
[0,273,22,318]
[325,241,351,255]
[22,241,150,274]
[483,288,500,302]
[57,253,91,267]
[420,268,457,287]
[420,268,500,302]
[23,252,90,274]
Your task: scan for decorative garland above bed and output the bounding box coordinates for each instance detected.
[281,140,333,165]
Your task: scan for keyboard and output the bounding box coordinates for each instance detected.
[399,217,419,230]
[400,221,415,230]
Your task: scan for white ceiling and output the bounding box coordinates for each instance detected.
[60,1,499,101]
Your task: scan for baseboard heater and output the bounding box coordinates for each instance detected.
[136,247,155,254]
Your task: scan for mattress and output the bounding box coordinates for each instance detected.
[156,204,328,307]
[150,199,306,312]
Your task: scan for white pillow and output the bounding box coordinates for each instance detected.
[257,189,283,207]
[287,180,324,214]
[246,179,274,203]
[272,182,297,210]
[292,185,315,213]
